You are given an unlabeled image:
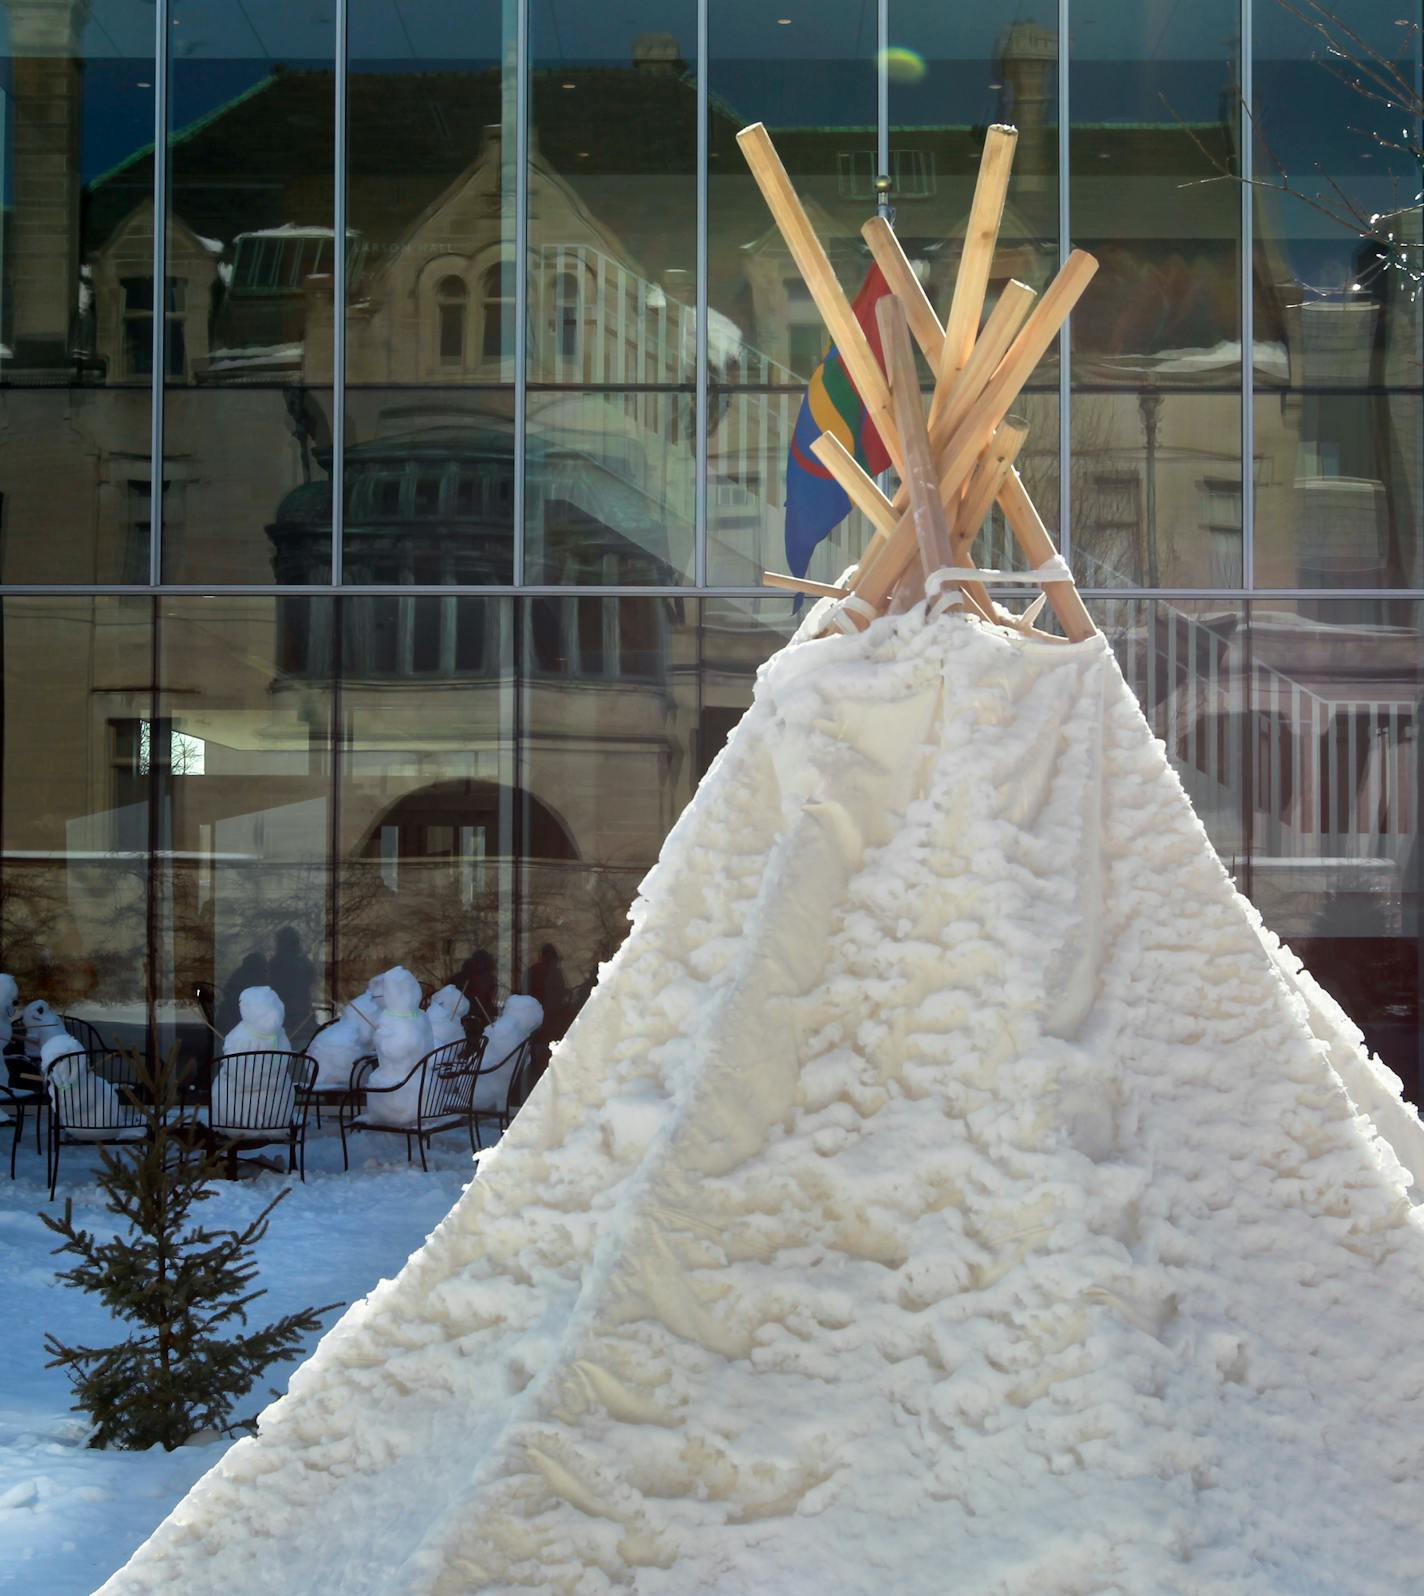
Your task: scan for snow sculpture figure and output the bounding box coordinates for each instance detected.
[22,999,66,1061]
[364,968,434,1126]
[425,984,470,1051]
[0,974,19,1051]
[214,987,292,1134]
[220,986,290,1058]
[307,1003,370,1092]
[42,1031,126,1141]
[474,994,542,1113]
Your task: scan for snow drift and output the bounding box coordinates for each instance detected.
[102,609,1424,1595]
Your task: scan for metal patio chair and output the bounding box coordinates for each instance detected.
[339,1037,484,1172]
[46,1048,148,1200]
[472,1035,538,1151]
[206,1050,317,1181]
[59,1015,109,1055]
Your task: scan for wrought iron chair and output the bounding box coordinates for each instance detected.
[206,1050,317,1181]
[1,1080,23,1179]
[59,1015,109,1055]
[471,1036,537,1151]
[339,1038,484,1172]
[45,1048,148,1200]
[300,1015,348,1129]
[8,1018,104,1162]
[3,1035,46,1159]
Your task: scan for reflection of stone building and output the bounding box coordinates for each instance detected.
[0,11,1419,1083]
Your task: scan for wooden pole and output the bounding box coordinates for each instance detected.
[935,125,1018,424]
[762,571,850,600]
[949,418,1029,620]
[998,468,1097,642]
[736,122,905,478]
[952,419,1029,554]
[849,250,1098,617]
[846,277,1034,589]
[809,432,900,545]
[930,281,1035,458]
[877,296,952,580]
[861,215,943,368]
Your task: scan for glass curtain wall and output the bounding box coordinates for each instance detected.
[0,1,1418,1098]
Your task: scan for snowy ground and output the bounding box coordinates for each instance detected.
[0,1117,472,1594]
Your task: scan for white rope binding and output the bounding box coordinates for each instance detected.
[827,593,879,635]
[925,555,1076,622]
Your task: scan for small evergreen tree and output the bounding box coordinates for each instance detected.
[40,1049,336,1450]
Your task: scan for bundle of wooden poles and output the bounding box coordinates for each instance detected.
[739,120,1098,645]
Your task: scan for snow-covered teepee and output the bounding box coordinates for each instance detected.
[102,129,1424,1596]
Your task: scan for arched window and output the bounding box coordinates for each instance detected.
[481,262,515,361]
[436,274,467,367]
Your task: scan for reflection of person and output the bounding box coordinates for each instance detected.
[268,926,316,1042]
[217,951,268,1036]
[525,944,570,1062]
[454,947,499,1026]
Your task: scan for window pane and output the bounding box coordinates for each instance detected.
[1,599,152,1043]
[0,4,154,582]
[1253,4,1423,589]
[158,1,336,583]
[1073,392,1243,587]
[705,1,876,584]
[341,388,515,585]
[697,596,799,774]
[527,389,695,583]
[153,597,333,1060]
[337,596,515,1013]
[348,2,514,378]
[526,4,697,585]
[1070,0,1242,587]
[1255,391,1421,588]
[1091,594,1248,863]
[1242,599,1423,1102]
[519,595,696,1030]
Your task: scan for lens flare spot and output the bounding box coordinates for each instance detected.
[879,46,927,84]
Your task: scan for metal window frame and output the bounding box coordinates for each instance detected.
[332,0,348,585]
[1058,0,1073,573]
[513,0,530,586]
[148,0,169,587]
[1240,0,1255,591]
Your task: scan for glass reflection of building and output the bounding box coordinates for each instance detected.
[1,1,1421,1096]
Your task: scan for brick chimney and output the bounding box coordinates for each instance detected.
[5,0,90,371]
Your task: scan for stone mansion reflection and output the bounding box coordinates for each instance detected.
[0,15,1417,590]
[0,6,1421,1089]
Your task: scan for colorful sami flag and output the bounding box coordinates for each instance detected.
[783,263,893,580]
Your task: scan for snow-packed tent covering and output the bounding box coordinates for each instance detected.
[101,122,1424,1595]
[102,609,1424,1594]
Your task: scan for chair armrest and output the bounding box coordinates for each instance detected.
[350,1055,423,1094]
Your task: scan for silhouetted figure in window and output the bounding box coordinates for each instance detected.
[525,943,570,1073]
[455,947,499,1027]
[269,926,316,1043]
[217,950,268,1037]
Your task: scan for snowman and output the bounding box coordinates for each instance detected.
[364,967,434,1126]
[214,986,292,1133]
[0,974,19,1052]
[424,984,470,1052]
[307,1000,374,1092]
[42,1032,129,1139]
[474,994,543,1113]
[22,999,68,1062]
